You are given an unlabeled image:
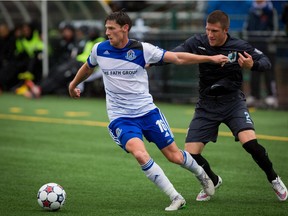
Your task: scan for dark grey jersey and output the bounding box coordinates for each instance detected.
[172,33,271,96]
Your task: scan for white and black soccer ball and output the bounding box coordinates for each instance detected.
[37,183,66,211]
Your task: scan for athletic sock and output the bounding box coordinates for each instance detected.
[181,150,202,176]
[142,158,179,200]
[190,153,219,186]
[242,139,278,182]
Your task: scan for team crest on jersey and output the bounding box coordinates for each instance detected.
[228,51,237,63]
[125,49,136,61]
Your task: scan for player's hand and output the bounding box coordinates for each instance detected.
[68,83,81,99]
[211,54,229,67]
[238,51,253,69]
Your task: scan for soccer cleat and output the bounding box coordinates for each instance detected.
[271,176,287,201]
[165,195,186,211]
[196,176,222,201]
[196,169,215,196]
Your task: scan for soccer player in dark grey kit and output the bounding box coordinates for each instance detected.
[169,10,287,201]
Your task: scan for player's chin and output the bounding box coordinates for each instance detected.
[108,38,114,45]
[209,41,216,47]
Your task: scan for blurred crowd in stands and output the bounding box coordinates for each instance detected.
[0,20,105,99]
[0,0,288,108]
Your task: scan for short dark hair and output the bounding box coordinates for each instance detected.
[206,10,230,29]
[105,9,132,31]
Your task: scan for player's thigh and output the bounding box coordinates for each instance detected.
[108,118,143,151]
[142,108,174,150]
[185,108,220,143]
[225,101,255,141]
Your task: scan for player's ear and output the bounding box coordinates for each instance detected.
[122,24,130,32]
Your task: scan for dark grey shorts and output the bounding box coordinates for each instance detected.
[185,91,255,143]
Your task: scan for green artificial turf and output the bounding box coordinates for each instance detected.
[0,93,287,216]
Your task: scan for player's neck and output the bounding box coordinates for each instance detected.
[114,38,129,49]
[218,34,228,47]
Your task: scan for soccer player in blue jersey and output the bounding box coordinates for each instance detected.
[69,10,228,211]
[167,10,287,202]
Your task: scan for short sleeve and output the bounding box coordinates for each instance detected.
[142,42,166,64]
[87,43,100,68]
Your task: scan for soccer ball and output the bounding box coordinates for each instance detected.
[37,183,66,211]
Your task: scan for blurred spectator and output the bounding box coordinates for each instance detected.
[0,22,43,93]
[130,18,150,40]
[245,0,275,31]
[23,23,79,97]
[282,3,288,36]
[11,22,44,96]
[24,26,105,98]
[49,24,78,69]
[244,0,278,108]
[0,23,15,69]
[75,27,105,95]
[206,0,252,31]
[0,23,16,92]
[75,25,89,54]
[17,22,44,84]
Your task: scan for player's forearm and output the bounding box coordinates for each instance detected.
[165,51,216,65]
[163,51,227,65]
[70,62,94,88]
[175,52,213,64]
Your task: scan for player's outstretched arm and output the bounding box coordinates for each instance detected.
[163,51,228,65]
[69,62,94,99]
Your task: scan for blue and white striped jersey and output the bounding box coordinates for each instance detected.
[87,39,166,122]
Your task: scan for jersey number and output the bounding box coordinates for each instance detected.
[156,119,168,133]
[244,112,252,124]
